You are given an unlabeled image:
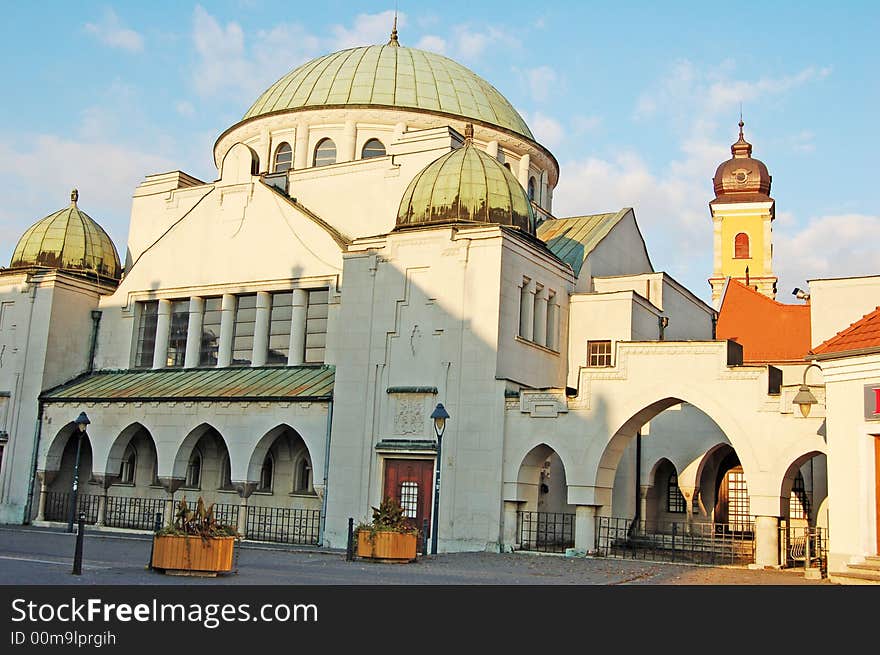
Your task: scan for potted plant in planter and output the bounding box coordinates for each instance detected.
[151,497,239,576]
[355,497,419,562]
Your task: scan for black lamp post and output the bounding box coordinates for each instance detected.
[66,412,90,533]
[429,403,450,555]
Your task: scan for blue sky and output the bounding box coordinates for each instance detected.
[0,1,877,303]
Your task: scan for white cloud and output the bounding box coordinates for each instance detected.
[775,213,880,292]
[415,35,447,54]
[176,101,196,117]
[448,25,520,60]
[84,8,144,53]
[525,66,558,103]
[572,115,602,135]
[331,10,399,49]
[526,112,565,148]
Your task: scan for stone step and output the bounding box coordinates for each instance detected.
[829,568,880,585]
[848,561,880,572]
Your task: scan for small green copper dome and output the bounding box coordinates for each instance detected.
[9,190,122,281]
[396,135,536,234]
[244,43,533,140]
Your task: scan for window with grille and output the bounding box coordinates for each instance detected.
[789,472,810,520]
[726,467,751,530]
[274,142,292,172]
[134,301,158,368]
[199,297,222,367]
[587,340,612,367]
[185,451,201,489]
[304,289,328,363]
[313,138,337,167]
[267,291,292,365]
[667,471,686,513]
[231,294,257,366]
[399,481,419,519]
[165,300,189,368]
[120,445,136,484]
[361,138,386,159]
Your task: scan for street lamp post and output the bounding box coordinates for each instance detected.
[793,363,823,418]
[429,403,450,555]
[67,412,90,533]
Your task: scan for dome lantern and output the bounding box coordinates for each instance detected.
[712,120,772,203]
[8,190,122,283]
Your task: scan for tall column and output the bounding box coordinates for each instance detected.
[36,478,48,522]
[517,153,531,189]
[340,120,356,162]
[502,500,520,551]
[251,292,272,367]
[486,140,499,159]
[288,289,308,366]
[539,170,548,208]
[152,299,171,369]
[293,121,309,170]
[519,280,534,341]
[639,486,650,532]
[753,515,780,568]
[545,295,559,351]
[533,286,548,347]
[217,294,236,368]
[184,297,204,368]
[575,505,598,554]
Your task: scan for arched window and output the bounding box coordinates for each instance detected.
[120,445,137,484]
[313,138,336,167]
[503,162,511,170]
[220,454,233,490]
[258,453,274,491]
[666,470,686,513]
[789,472,810,520]
[296,456,312,493]
[361,138,386,159]
[734,232,750,259]
[528,176,536,202]
[273,142,292,172]
[185,450,201,489]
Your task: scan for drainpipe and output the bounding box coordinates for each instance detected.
[87,310,102,373]
[23,399,44,524]
[628,430,642,538]
[318,398,334,547]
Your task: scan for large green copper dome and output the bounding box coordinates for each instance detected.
[9,190,122,281]
[244,43,534,140]
[396,133,536,234]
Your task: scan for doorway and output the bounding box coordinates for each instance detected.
[382,459,434,537]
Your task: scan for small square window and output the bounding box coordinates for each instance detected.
[587,340,612,367]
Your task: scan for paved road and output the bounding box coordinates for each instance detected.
[0,524,832,585]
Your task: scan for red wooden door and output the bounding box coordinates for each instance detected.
[383,459,434,536]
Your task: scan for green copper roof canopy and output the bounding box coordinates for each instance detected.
[396,136,536,234]
[243,44,533,140]
[9,190,122,281]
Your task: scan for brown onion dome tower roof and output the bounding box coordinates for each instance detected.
[712,120,773,205]
[8,189,122,283]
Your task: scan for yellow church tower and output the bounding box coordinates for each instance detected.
[708,120,776,307]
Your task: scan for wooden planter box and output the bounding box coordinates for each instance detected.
[151,535,236,576]
[357,530,418,562]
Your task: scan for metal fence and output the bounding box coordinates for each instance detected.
[104,496,167,530]
[517,511,575,553]
[595,517,755,565]
[245,506,321,545]
[780,524,827,575]
[43,492,100,525]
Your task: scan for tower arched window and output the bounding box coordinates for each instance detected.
[313,138,337,167]
[734,232,750,259]
[361,138,386,159]
[273,142,292,172]
[120,445,137,485]
[528,176,536,202]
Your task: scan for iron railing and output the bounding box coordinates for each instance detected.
[517,511,575,553]
[245,506,321,545]
[780,524,827,575]
[43,492,100,525]
[104,496,167,530]
[595,517,755,565]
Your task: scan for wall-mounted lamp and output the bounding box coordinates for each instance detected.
[792,363,822,418]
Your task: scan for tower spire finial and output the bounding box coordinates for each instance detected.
[464,123,474,143]
[70,189,78,206]
[739,103,744,139]
[388,6,399,46]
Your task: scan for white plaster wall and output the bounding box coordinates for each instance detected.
[566,292,637,389]
[809,275,880,348]
[580,212,653,290]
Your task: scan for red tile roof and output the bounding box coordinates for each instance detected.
[715,278,811,363]
[811,306,880,357]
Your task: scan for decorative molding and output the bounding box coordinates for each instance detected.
[394,396,425,435]
[520,391,568,418]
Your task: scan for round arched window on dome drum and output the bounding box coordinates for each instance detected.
[313,138,337,167]
[361,138,386,159]
[528,176,536,202]
[273,142,292,172]
[734,232,750,259]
